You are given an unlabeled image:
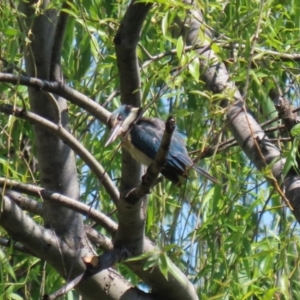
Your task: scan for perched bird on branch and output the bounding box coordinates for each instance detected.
[105,105,218,184]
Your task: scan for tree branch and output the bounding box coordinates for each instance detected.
[178,0,300,217]
[0,194,146,300]
[0,178,117,234]
[111,2,199,299]
[0,72,110,125]
[50,2,69,81]
[0,104,120,205]
[113,0,151,261]
[0,237,35,255]
[269,88,299,133]
[85,225,114,251]
[1,189,114,252]
[222,41,300,62]
[44,247,147,300]
[114,1,153,193]
[19,1,84,246]
[180,0,285,175]
[114,1,152,106]
[125,116,176,205]
[4,189,43,215]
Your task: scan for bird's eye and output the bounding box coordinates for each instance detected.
[117,114,123,121]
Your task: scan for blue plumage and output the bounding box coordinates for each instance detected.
[105,105,217,184]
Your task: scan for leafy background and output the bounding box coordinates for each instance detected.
[1,0,300,299]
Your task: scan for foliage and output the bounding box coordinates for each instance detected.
[0,0,300,299]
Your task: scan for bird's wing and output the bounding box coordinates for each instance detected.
[130,118,165,160]
[130,117,192,173]
[130,117,218,183]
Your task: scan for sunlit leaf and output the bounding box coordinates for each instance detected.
[176,36,184,60]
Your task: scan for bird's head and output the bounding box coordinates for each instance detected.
[105,105,142,146]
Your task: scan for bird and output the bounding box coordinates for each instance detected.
[105,105,218,185]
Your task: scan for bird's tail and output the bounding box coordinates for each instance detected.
[193,165,218,184]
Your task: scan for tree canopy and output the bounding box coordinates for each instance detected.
[0,0,300,299]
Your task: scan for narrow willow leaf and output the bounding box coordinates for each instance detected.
[176,36,184,60]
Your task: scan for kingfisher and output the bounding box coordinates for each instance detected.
[105,105,218,185]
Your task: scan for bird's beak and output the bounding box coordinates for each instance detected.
[105,122,123,147]
[105,106,143,147]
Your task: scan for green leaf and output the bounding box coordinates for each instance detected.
[176,36,184,60]
[4,27,19,36]
[282,140,298,176]
[161,11,169,36]
[0,249,16,281]
[188,58,200,82]
[280,274,291,300]
[262,288,279,300]
[291,124,300,138]
[165,257,187,286]
[158,253,169,280]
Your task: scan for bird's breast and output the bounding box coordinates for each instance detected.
[122,134,153,167]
